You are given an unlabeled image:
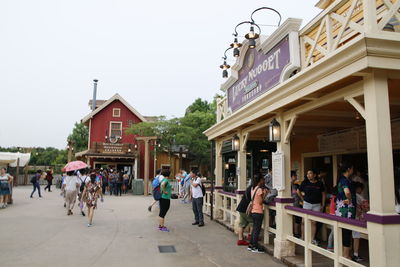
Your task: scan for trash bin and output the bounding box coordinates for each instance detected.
[132,179,144,195]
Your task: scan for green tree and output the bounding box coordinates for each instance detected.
[68,122,89,153]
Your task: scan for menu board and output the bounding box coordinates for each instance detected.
[272,151,285,191]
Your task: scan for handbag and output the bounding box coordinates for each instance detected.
[246,187,260,215]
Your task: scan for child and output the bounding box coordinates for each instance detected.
[352,182,369,262]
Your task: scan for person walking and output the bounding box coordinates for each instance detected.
[148,169,162,212]
[0,167,12,208]
[190,172,205,227]
[44,168,54,192]
[123,172,129,194]
[297,169,326,246]
[30,170,42,198]
[181,171,194,203]
[82,173,103,227]
[235,183,253,245]
[62,171,79,216]
[78,169,90,216]
[335,162,356,260]
[248,174,267,253]
[158,170,172,232]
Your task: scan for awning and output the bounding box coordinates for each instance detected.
[0,152,31,167]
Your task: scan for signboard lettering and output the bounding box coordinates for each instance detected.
[272,151,285,191]
[227,36,290,113]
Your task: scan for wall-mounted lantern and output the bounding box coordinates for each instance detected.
[232,135,240,151]
[269,118,281,142]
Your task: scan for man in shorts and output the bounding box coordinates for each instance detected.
[235,184,253,246]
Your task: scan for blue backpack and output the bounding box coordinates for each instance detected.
[152,177,161,200]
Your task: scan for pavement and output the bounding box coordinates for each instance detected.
[0,186,285,267]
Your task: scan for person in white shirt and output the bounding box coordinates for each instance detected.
[62,171,79,216]
[190,172,204,227]
[77,169,90,216]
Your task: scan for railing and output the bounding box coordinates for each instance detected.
[215,0,400,122]
[300,0,400,69]
[262,203,277,245]
[285,206,368,267]
[216,96,228,123]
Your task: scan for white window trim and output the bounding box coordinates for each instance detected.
[109,121,123,137]
[112,108,121,117]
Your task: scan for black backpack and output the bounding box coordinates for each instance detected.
[199,182,206,196]
[79,177,86,192]
[30,175,36,184]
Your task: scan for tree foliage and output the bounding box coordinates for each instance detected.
[126,97,217,171]
[68,122,89,153]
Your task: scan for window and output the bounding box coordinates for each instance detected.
[110,122,122,137]
[113,108,121,117]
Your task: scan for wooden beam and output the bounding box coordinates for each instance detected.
[345,96,366,119]
[284,116,298,144]
[241,133,249,151]
[295,120,360,128]
[283,81,363,119]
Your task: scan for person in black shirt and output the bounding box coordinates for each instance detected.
[236,184,253,246]
[297,170,326,245]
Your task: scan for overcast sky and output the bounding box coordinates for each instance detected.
[0,0,321,149]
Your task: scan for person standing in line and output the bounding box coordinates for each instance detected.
[190,172,205,227]
[44,168,54,192]
[116,172,123,196]
[82,173,103,227]
[101,170,109,195]
[248,174,267,253]
[78,169,90,216]
[158,170,172,232]
[148,169,162,212]
[109,169,117,196]
[335,163,356,260]
[297,169,326,246]
[62,171,79,216]
[30,170,42,198]
[352,182,369,262]
[123,172,129,194]
[291,171,302,238]
[0,167,13,208]
[235,182,253,246]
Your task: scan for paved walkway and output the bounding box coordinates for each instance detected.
[0,186,284,267]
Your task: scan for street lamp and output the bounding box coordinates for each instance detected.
[232,135,240,151]
[220,47,233,78]
[269,118,281,142]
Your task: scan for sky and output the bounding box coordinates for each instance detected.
[0,0,321,149]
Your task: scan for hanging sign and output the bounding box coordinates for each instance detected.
[272,151,285,191]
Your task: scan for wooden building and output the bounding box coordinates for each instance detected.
[204,1,400,266]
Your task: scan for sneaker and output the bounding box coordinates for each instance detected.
[87,223,92,227]
[81,211,86,216]
[251,246,266,253]
[67,210,72,216]
[247,245,253,251]
[148,206,152,212]
[159,227,170,232]
[192,222,199,225]
[311,240,319,246]
[198,223,205,227]
[63,203,66,208]
[237,240,249,246]
[352,255,364,262]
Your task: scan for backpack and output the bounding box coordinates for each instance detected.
[246,187,260,215]
[198,181,206,197]
[152,177,161,200]
[30,175,36,184]
[79,177,86,192]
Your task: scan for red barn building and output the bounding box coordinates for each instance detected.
[75,93,155,179]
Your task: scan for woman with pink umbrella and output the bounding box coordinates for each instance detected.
[62,161,87,216]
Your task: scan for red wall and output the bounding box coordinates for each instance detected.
[88,99,154,178]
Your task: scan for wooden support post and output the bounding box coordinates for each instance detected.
[364,70,400,267]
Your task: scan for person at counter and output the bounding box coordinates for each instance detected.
[297,169,326,246]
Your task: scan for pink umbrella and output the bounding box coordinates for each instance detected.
[64,161,88,172]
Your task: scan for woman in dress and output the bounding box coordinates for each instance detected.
[0,167,12,208]
[82,173,103,227]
